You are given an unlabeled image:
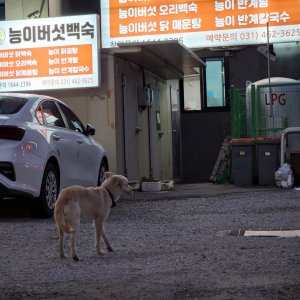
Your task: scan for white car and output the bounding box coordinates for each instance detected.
[0,93,109,217]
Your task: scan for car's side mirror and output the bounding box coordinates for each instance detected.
[86,124,95,136]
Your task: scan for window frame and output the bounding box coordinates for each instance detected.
[181,56,230,113]
[203,57,230,112]
[40,100,66,128]
[57,102,85,134]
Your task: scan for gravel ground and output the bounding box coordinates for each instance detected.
[0,188,300,300]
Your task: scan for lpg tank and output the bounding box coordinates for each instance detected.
[246,77,300,151]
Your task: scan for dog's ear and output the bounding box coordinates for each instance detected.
[112,176,124,188]
[112,176,121,187]
[105,172,113,179]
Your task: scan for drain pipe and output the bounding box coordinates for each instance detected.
[280,127,300,166]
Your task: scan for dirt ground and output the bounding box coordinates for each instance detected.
[0,188,300,299]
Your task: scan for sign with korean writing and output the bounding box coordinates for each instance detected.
[0,14,100,92]
[100,0,300,49]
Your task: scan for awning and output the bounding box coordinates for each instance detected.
[109,41,206,80]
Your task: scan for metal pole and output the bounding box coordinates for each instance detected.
[266,22,275,135]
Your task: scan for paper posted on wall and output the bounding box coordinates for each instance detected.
[275,163,294,188]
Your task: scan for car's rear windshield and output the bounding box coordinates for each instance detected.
[0,96,28,114]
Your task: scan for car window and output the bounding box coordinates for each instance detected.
[35,105,46,125]
[57,103,85,133]
[0,96,27,114]
[40,101,65,128]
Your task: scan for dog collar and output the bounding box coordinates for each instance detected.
[105,187,116,208]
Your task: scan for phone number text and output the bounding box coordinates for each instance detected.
[0,80,32,89]
[206,28,300,43]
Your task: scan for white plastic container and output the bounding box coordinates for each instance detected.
[141,181,161,192]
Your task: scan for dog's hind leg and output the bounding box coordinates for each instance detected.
[69,217,80,261]
[102,226,113,252]
[70,230,80,262]
[67,203,80,261]
[58,229,67,259]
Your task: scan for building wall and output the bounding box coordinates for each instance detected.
[60,0,100,15]
[181,111,231,181]
[5,0,48,19]
[113,57,175,181]
[229,43,300,89]
[181,43,300,181]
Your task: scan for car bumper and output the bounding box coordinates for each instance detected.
[0,141,45,198]
[0,182,35,199]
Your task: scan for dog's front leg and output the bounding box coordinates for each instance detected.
[102,226,113,252]
[94,219,104,255]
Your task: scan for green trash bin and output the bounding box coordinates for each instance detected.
[256,138,280,185]
[230,138,256,186]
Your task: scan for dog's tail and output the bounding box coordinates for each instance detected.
[54,197,74,234]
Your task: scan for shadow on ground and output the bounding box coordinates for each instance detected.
[0,197,37,218]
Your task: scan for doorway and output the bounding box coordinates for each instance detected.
[170,86,182,180]
[148,87,162,179]
[121,74,140,182]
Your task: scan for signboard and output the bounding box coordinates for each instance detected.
[0,14,100,92]
[100,0,300,49]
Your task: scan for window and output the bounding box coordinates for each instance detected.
[0,2,4,20]
[41,101,65,128]
[58,103,85,133]
[183,75,202,111]
[183,57,227,111]
[0,96,27,114]
[205,59,225,108]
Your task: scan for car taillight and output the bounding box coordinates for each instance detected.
[0,162,16,181]
[0,126,25,141]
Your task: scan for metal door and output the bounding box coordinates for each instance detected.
[148,87,162,179]
[170,86,182,180]
[122,75,140,182]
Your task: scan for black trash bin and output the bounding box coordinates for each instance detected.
[256,138,280,185]
[230,138,255,186]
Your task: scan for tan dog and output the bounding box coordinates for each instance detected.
[54,172,132,261]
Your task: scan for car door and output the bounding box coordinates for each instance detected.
[57,102,100,187]
[40,100,79,188]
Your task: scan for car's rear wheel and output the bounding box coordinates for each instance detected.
[98,160,108,186]
[38,163,59,218]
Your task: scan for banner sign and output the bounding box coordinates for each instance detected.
[0,14,100,92]
[100,0,300,49]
